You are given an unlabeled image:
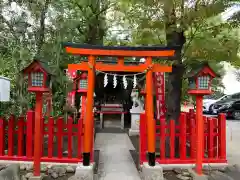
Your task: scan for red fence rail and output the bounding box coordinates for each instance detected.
[0,110,88,164]
[140,110,227,164]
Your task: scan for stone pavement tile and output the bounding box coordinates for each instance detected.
[95,133,141,180]
[95,133,135,150]
[208,171,234,180]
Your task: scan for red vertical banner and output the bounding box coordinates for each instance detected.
[154,72,165,120]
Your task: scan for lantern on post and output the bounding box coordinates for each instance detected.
[22,59,53,177]
[73,72,88,120]
[23,60,52,93]
[74,72,88,93]
[187,62,218,175]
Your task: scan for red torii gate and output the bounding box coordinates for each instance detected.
[63,43,180,166]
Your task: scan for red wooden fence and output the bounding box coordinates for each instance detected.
[140,110,227,164]
[0,110,88,164]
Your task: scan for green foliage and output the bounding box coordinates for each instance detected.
[0,0,109,116]
[0,0,239,117]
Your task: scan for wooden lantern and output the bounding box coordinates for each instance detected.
[73,72,88,93]
[22,60,53,92]
[187,62,218,95]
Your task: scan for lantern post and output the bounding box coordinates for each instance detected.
[187,62,218,175]
[22,59,53,177]
[73,72,88,121]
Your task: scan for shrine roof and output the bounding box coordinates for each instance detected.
[21,59,54,75]
[186,61,220,78]
[62,42,180,51]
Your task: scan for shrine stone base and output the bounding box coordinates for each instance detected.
[29,176,43,180]
[129,108,144,136]
[141,162,164,180]
[129,129,139,136]
[74,163,94,180]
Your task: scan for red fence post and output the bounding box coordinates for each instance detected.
[203,116,207,158]
[77,117,83,159]
[169,120,175,159]
[57,117,64,159]
[40,117,44,156]
[140,113,147,164]
[213,118,218,157]
[48,117,54,158]
[17,117,24,156]
[67,116,73,159]
[0,118,4,156]
[26,110,34,158]
[207,118,214,158]
[189,109,195,119]
[8,115,14,156]
[160,118,166,160]
[190,118,196,159]
[179,113,187,160]
[218,113,226,159]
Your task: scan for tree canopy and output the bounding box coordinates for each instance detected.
[0,0,239,118]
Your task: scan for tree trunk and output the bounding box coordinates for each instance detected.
[164,4,186,157]
[165,31,186,122]
[165,63,185,122]
[35,0,51,57]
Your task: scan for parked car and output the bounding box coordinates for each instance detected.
[209,93,240,114]
[216,99,240,120]
[203,94,229,114]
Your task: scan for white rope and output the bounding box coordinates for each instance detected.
[95,69,146,77]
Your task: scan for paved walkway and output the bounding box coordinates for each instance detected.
[95,133,141,180]
[226,121,240,166]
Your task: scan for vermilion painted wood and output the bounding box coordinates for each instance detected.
[65,47,176,57]
[48,117,54,158]
[0,110,227,166]
[0,155,83,163]
[218,114,226,159]
[77,118,83,159]
[90,115,94,162]
[57,118,64,159]
[17,117,24,156]
[0,156,220,164]
[169,120,175,159]
[67,117,73,158]
[0,118,4,156]
[140,113,147,164]
[179,113,187,159]
[40,157,82,163]
[203,116,207,154]
[213,118,218,157]
[207,118,214,158]
[26,111,34,158]
[83,56,96,155]
[8,116,14,156]
[160,118,165,160]
[40,117,44,157]
[190,118,196,159]
[189,109,195,119]
[0,156,33,161]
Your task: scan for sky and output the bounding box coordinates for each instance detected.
[221,5,240,95]
[222,62,240,95]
